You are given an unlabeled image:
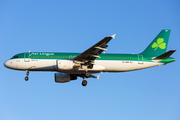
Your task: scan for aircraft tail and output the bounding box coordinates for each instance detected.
[141,30,171,56]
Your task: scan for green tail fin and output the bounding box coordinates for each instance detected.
[141,29,171,56]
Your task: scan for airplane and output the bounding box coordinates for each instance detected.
[4,29,176,86]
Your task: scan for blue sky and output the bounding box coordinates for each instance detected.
[0,0,180,120]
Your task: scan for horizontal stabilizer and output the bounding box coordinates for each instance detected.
[152,50,176,60]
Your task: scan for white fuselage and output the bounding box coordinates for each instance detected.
[4,58,164,74]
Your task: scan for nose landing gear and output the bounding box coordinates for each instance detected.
[25,70,29,81]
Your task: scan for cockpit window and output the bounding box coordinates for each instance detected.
[13,56,18,58]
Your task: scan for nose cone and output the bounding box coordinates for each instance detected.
[4,60,11,68]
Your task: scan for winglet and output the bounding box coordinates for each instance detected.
[111,34,116,39]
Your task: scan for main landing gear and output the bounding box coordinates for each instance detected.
[81,72,99,87]
[81,72,90,87]
[82,80,87,86]
[25,70,29,81]
[82,77,87,86]
[85,72,90,78]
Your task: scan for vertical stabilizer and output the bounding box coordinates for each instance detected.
[141,30,171,56]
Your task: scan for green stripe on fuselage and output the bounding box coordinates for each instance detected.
[10,52,175,63]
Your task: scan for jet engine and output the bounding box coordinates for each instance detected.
[57,60,74,70]
[54,73,77,83]
[57,60,80,70]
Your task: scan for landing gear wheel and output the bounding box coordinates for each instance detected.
[85,72,90,78]
[25,77,29,81]
[25,70,29,81]
[82,80,87,86]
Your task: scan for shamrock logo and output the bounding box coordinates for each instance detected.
[152,38,166,51]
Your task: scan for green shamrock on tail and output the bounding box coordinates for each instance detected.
[152,38,166,51]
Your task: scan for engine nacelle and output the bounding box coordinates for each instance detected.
[57,60,74,70]
[54,73,77,83]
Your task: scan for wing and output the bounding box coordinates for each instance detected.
[74,34,116,68]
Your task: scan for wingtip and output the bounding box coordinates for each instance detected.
[111,34,116,39]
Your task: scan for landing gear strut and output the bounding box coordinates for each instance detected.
[25,70,29,81]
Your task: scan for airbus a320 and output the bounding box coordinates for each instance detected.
[4,30,176,86]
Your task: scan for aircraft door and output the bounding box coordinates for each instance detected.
[24,52,30,62]
[138,55,143,64]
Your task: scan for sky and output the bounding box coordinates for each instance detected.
[0,0,180,120]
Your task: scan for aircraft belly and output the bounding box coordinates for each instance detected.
[30,59,56,71]
[94,60,164,72]
[132,61,164,70]
[8,59,57,71]
[94,60,133,71]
